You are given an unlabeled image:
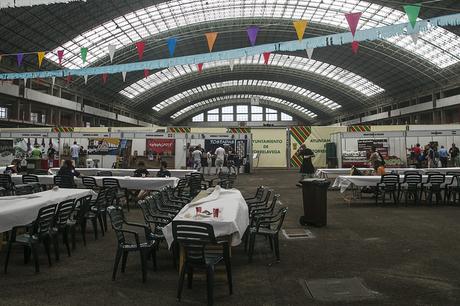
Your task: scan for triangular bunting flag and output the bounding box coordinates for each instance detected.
[293,20,308,41]
[37,51,45,68]
[410,33,419,45]
[57,50,64,66]
[306,48,314,59]
[263,52,270,64]
[23,78,27,87]
[247,26,259,46]
[144,69,150,78]
[205,32,218,52]
[122,71,127,82]
[404,4,421,29]
[351,41,359,54]
[167,38,177,57]
[84,75,88,85]
[102,73,108,84]
[17,53,24,67]
[229,59,235,71]
[197,63,203,73]
[51,77,55,87]
[66,75,72,84]
[135,41,145,60]
[108,45,116,63]
[345,12,362,37]
[80,47,88,64]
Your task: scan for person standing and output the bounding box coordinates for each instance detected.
[30,144,42,159]
[299,144,315,179]
[206,151,212,175]
[192,145,203,171]
[449,143,460,167]
[47,143,56,168]
[427,144,436,168]
[70,141,80,166]
[215,145,226,174]
[438,145,449,168]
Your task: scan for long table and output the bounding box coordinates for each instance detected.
[316,167,460,178]
[11,175,179,190]
[0,188,94,233]
[332,175,455,193]
[48,167,196,177]
[162,186,249,248]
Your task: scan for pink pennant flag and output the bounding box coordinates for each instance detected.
[102,73,108,84]
[144,69,150,78]
[263,52,270,64]
[57,50,64,66]
[345,12,362,37]
[136,41,145,60]
[197,63,203,73]
[17,53,24,67]
[351,41,359,54]
[66,75,72,84]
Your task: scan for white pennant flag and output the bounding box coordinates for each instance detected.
[51,77,55,87]
[84,75,88,85]
[108,45,116,63]
[306,48,314,59]
[229,59,234,71]
[23,78,27,87]
[410,33,419,45]
[122,71,127,82]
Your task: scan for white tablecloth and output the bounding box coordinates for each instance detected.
[0,188,94,233]
[48,167,196,177]
[332,175,454,193]
[162,186,249,248]
[315,167,460,178]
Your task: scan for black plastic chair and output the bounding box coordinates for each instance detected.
[399,173,423,205]
[173,221,232,306]
[375,174,400,205]
[81,176,98,190]
[4,204,57,273]
[52,199,76,260]
[138,199,172,245]
[445,174,460,205]
[0,174,15,195]
[22,174,43,192]
[97,171,113,176]
[54,175,76,188]
[421,173,445,205]
[248,207,288,264]
[244,186,265,202]
[14,184,35,195]
[102,178,129,211]
[248,189,273,214]
[108,206,157,283]
[71,195,96,248]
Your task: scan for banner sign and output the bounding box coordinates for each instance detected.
[252,129,286,167]
[357,139,389,158]
[205,139,235,153]
[88,138,120,155]
[146,139,175,155]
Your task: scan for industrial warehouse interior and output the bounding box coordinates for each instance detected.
[1,0,460,305]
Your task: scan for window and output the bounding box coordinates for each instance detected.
[252,114,263,121]
[251,106,262,114]
[222,114,233,121]
[236,114,248,121]
[207,108,219,121]
[236,105,248,113]
[221,106,233,114]
[0,107,7,119]
[266,108,278,121]
[281,112,293,121]
[192,113,204,122]
[30,112,38,123]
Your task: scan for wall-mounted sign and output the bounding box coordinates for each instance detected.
[146,139,175,155]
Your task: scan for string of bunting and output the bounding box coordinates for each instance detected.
[0,6,458,83]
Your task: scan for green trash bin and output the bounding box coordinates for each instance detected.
[299,178,331,227]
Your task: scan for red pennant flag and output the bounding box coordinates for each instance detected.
[263,52,270,64]
[197,63,203,73]
[351,41,359,54]
[57,50,64,66]
[135,41,145,60]
[102,73,108,84]
[66,75,72,84]
[345,12,362,37]
[144,69,150,78]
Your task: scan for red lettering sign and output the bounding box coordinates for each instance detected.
[146,139,175,155]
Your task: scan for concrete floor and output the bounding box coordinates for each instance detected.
[1,169,460,305]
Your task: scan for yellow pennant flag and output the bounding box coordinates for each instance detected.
[293,20,308,41]
[205,32,219,52]
[37,51,45,68]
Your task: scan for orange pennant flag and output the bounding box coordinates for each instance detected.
[37,51,45,68]
[205,32,218,52]
[293,20,308,41]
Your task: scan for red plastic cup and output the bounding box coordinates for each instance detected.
[195,207,202,215]
[213,208,219,218]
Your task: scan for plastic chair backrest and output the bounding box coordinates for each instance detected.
[427,173,445,185]
[0,174,13,190]
[381,174,399,185]
[15,184,34,195]
[172,221,216,265]
[34,204,58,236]
[81,176,97,189]
[404,173,422,184]
[54,175,76,188]
[55,199,75,227]
[22,174,39,184]
[107,206,126,244]
[102,178,121,188]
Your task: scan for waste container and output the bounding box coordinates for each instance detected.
[299,178,331,227]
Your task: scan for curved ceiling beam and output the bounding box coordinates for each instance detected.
[45,0,460,69]
[120,54,384,102]
[171,95,316,123]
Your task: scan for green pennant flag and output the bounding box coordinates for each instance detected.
[80,47,88,64]
[404,4,421,29]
